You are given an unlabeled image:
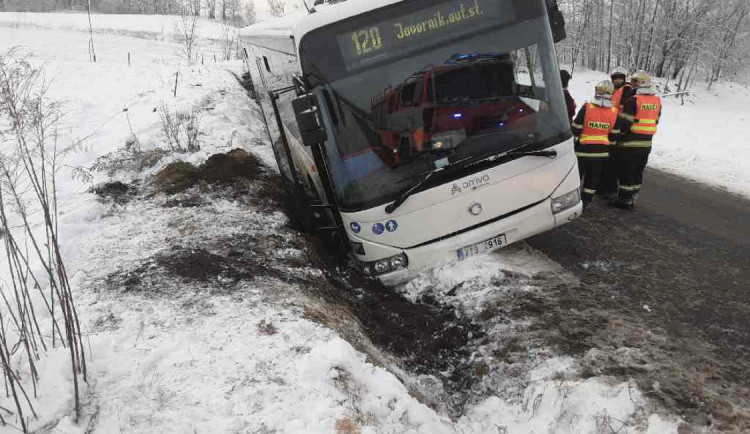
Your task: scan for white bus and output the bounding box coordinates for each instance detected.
[241,0,581,286]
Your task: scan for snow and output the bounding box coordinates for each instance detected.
[567,67,750,199]
[0,0,310,40]
[0,17,692,434]
[0,11,231,41]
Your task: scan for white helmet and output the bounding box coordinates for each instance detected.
[610,66,628,79]
[631,70,652,87]
[595,80,615,99]
[593,80,615,107]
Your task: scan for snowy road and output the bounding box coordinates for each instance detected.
[527,168,750,430]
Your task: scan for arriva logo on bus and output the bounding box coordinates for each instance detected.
[451,174,491,195]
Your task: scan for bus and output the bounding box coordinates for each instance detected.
[241,0,581,286]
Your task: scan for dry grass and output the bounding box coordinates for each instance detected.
[335,418,361,434]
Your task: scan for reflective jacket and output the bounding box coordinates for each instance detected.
[571,103,620,157]
[618,94,662,151]
[630,95,661,135]
[612,84,633,111]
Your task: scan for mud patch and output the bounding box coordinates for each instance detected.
[303,268,484,417]
[91,181,137,204]
[105,231,314,295]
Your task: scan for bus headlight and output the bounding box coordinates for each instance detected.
[551,189,580,214]
[372,260,388,274]
[390,255,406,268]
[361,253,408,276]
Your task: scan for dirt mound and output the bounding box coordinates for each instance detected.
[201,149,262,183]
[154,161,201,195]
[153,148,266,195]
[91,181,136,204]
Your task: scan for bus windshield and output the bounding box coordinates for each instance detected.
[299,0,571,211]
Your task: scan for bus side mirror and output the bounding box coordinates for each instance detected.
[293,94,327,146]
[546,0,567,43]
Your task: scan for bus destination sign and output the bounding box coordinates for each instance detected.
[337,0,517,71]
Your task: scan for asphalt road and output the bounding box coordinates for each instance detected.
[527,168,750,428]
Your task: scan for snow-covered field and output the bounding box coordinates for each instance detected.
[0,0,307,41]
[567,68,750,199]
[0,11,231,41]
[0,13,713,434]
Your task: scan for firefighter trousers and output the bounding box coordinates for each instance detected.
[577,155,607,205]
[616,148,651,204]
[597,149,620,196]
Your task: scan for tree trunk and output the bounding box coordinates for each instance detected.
[607,0,614,73]
[209,0,216,19]
[87,0,97,62]
[643,0,661,72]
[633,0,647,69]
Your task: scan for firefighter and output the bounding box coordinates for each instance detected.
[560,69,576,123]
[609,70,662,210]
[598,66,634,199]
[610,66,634,111]
[571,80,620,209]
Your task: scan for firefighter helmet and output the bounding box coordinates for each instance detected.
[595,80,615,99]
[610,66,628,79]
[631,70,652,87]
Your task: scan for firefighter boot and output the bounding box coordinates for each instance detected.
[582,189,595,210]
[608,198,634,210]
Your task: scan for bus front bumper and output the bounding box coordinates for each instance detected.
[372,198,581,287]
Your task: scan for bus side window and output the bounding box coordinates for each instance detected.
[263,56,271,72]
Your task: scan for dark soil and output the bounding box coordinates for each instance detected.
[153,148,266,196]
[106,232,315,294]
[153,161,201,195]
[231,71,257,101]
[322,270,482,395]
[91,181,136,204]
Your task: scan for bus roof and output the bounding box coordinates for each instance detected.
[240,0,406,51]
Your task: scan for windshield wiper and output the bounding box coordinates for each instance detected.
[384,155,474,214]
[384,141,556,214]
[468,140,557,168]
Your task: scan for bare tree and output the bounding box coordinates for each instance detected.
[0,49,88,430]
[267,0,284,17]
[245,0,256,25]
[208,0,216,18]
[245,0,257,24]
[556,0,750,90]
[176,3,200,63]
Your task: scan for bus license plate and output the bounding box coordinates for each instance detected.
[457,234,507,260]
